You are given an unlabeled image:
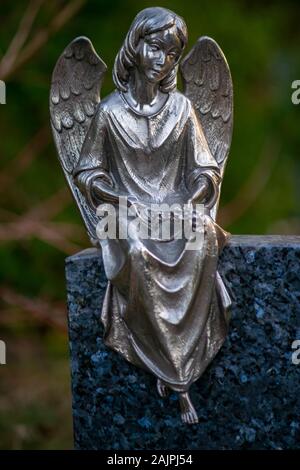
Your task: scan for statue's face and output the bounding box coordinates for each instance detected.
[136,27,182,84]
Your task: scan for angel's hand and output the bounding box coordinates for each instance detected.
[189,176,210,205]
[92,178,120,204]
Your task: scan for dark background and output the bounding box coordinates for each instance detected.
[0,0,299,449]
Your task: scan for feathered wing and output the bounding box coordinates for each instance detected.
[50,36,107,242]
[180,36,233,220]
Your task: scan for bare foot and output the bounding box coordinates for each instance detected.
[156,379,169,398]
[179,392,199,424]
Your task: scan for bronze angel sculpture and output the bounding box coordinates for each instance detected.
[50,7,233,424]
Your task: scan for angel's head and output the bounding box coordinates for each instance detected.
[113,7,187,93]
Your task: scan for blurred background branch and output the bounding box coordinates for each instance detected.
[0,0,86,80]
[0,0,45,79]
[219,139,280,227]
[0,285,67,333]
[0,126,50,192]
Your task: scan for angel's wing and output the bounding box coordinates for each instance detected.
[180,36,233,220]
[50,36,107,243]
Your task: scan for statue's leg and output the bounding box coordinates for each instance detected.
[156,378,169,398]
[178,391,199,424]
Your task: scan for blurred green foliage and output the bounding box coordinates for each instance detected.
[0,0,299,449]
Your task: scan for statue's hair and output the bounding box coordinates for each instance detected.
[113,7,188,93]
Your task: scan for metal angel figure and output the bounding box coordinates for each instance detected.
[50,7,233,424]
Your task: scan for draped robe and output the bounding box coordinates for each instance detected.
[74,89,231,392]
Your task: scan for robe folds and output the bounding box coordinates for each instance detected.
[74,89,231,392]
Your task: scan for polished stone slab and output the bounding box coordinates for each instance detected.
[65,235,300,450]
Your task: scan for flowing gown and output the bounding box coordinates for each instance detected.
[74,89,231,392]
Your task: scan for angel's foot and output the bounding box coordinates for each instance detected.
[156,379,169,398]
[179,391,199,424]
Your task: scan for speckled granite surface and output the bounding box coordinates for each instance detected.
[65,235,300,450]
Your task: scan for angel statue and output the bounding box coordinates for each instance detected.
[50,7,233,424]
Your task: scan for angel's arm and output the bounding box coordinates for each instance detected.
[75,169,120,207]
[73,106,124,208]
[180,36,233,219]
[185,108,221,208]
